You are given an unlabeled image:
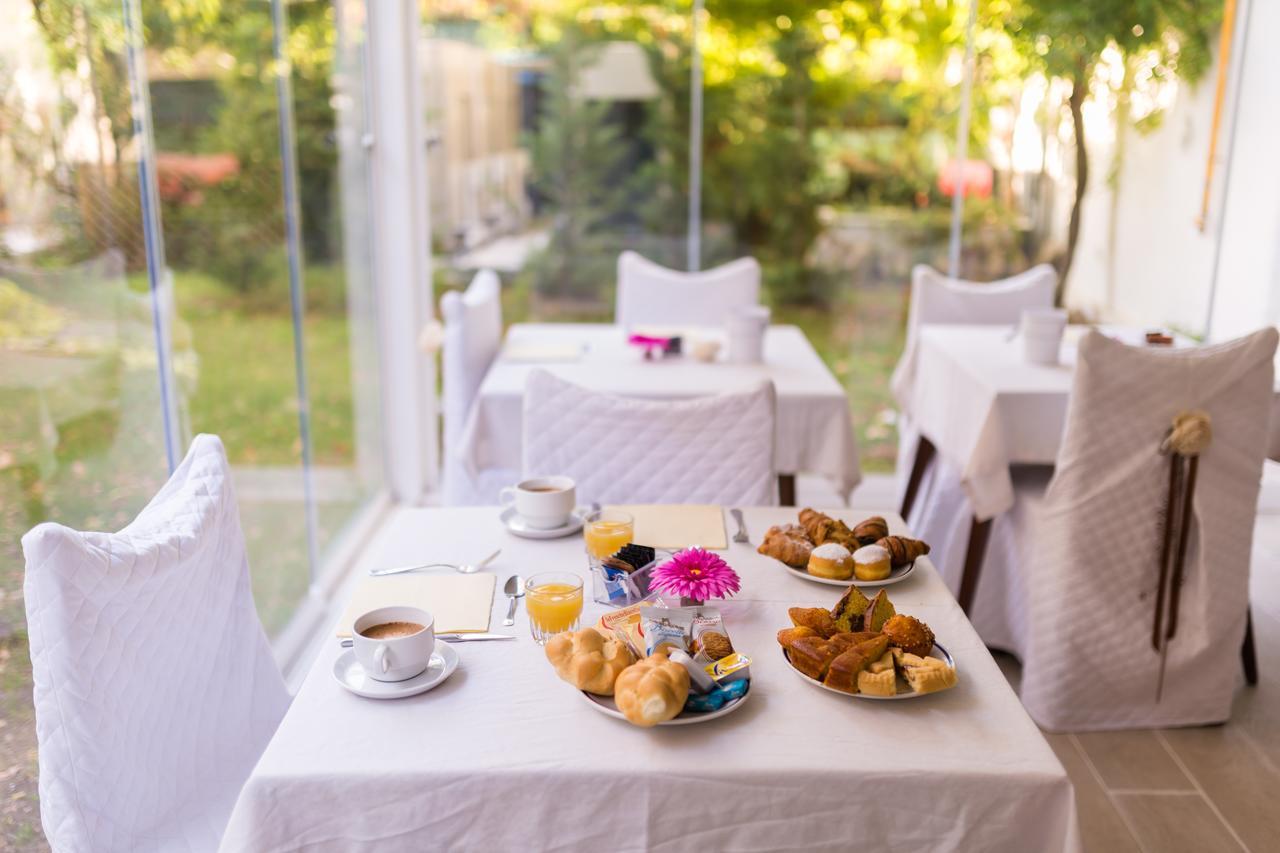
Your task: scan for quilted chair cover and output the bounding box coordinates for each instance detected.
[22,435,290,851]
[892,263,1056,502]
[440,270,514,504]
[522,369,777,505]
[615,250,761,329]
[974,329,1278,730]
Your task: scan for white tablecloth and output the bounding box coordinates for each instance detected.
[222,507,1079,853]
[456,324,861,497]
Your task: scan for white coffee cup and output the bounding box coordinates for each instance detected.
[500,476,577,529]
[1021,307,1068,365]
[726,305,770,364]
[352,606,435,682]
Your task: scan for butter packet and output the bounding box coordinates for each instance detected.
[706,652,751,685]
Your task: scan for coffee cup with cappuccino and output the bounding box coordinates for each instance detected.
[500,476,577,529]
[352,605,435,682]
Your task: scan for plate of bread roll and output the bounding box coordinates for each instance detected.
[757,509,929,587]
[776,587,958,699]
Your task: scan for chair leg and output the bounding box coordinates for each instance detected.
[778,474,796,507]
[899,435,936,520]
[1243,607,1258,686]
[957,516,992,615]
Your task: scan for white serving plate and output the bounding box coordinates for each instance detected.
[333,642,459,699]
[781,559,916,588]
[578,680,751,725]
[782,643,955,700]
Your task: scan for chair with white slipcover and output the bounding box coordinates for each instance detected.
[21,434,289,852]
[522,369,777,506]
[440,269,515,504]
[892,263,1057,514]
[973,328,1277,730]
[615,250,761,329]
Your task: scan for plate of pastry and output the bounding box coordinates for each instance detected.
[776,587,958,699]
[758,509,928,587]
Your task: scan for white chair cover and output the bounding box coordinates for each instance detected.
[522,369,777,505]
[22,435,289,852]
[615,250,761,329]
[971,329,1278,730]
[891,263,1057,501]
[440,270,514,504]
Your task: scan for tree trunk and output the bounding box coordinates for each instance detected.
[1058,62,1089,307]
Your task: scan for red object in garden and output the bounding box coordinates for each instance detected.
[937,159,993,199]
[156,153,240,202]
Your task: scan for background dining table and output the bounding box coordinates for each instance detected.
[455,323,861,504]
[898,324,1280,612]
[220,506,1080,852]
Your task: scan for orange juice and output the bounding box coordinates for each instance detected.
[526,582,584,635]
[584,518,634,559]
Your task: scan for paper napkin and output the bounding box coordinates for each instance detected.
[607,504,728,550]
[336,572,496,638]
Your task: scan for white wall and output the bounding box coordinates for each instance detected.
[1208,0,1280,342]
[1067,4,1280,342]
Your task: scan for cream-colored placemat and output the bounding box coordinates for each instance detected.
[607,504,728,550]
[335,573,496,637]
[502,342,583,363]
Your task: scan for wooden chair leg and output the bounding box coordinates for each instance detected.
[899,435,936,520]
[778,473,796,507]
[957,516,992,615]
[1243,607,1258,686]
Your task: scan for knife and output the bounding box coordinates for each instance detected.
[340,633,515,647]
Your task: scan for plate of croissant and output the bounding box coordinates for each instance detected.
[757,509,929,587]
[777,587,958,699]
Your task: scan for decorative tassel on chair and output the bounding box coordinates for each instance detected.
[1152,410,1212,701]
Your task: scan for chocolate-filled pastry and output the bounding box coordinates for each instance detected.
[830,585,871,632]
[863,589,897,633]
[852,516,889,546]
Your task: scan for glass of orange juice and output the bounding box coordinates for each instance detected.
[584,509,634,567]
[525,572,584,644]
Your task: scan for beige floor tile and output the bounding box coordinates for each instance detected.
[1162,726,1280,851]
[1232,608,1280,772]
[1113,793,1243,853]
[1076,730,1194,791]
[1044,734,1140,853]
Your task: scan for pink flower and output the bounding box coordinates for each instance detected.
[650,548,741,601]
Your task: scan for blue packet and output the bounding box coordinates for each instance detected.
[683,678,749,713]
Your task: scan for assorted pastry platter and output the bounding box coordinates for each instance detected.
[782,643,954,700]
[776,586,958,699]
[758,509,930,587]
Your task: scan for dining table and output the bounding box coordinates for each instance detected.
[897,323,1280,616]
[220,506,1080,852]
[455,323,861,505]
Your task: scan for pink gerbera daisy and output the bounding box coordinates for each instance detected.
[650,548,741,602]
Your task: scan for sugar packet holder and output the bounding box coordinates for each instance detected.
[590,549,667,607]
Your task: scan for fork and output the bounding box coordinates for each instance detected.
[729,509,750,544]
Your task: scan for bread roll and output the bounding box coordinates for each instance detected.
[613,651,690,726]
[545,629,635,695]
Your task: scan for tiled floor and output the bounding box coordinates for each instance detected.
[988,512,1280,853]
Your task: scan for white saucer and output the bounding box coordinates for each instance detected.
[333,642,459,699]
[500,506,586,539]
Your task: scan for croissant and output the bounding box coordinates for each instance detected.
[788,606,838,638]
[852,516,889,546]
[798,508,857,548]
[876,535,930,567]
[757,524,813,568]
